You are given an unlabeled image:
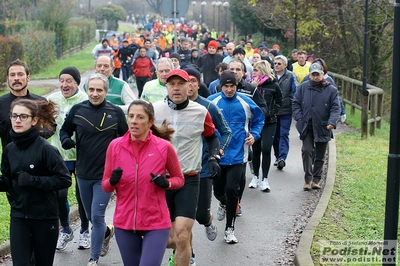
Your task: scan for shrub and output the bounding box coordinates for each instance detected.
[0,36,23,85]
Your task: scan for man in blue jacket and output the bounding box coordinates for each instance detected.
[208,70,264,244]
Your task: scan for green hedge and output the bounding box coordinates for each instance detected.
[0,19,96,83]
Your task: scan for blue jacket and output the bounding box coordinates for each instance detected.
[195,96,232,178]
[293,80,340,142]
[208,92,264,166]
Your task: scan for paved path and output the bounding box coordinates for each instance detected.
[1,121,324,266]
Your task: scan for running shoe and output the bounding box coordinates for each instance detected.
[168,252,174,266]
[217,203,226,221]
[260,178,270,192]
[248,176,259,188]
[56,229,74,251]
[87,259,98,266]
[224,227,238,244]
[78,230,91,250]
[205,222,217,241]
[100,225,114,257]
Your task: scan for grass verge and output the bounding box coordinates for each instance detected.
[311,106,391,265]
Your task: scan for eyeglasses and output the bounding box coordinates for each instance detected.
[274,62,282,65]
[10,113,32,121]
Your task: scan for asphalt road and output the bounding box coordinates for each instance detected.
[0,120,321,266]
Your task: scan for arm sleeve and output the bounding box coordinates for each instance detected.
[165,143,185,190]
[120,82,138,114]
[0,149,12,191]
[249,102,265,141]
[202,111,216,138]
[209,103,232,152]
[292,85,303,121]
[116,107,129,136]
[59,105,77,143]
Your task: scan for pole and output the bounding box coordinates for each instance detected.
[294,0,297,48]
[383,0,400,264]
[362,0,369,97]
[173,0,178,52]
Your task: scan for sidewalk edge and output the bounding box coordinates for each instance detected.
[294,138,337,265]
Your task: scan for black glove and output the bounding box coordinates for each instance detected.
[208,158,221,179]
[61,138,76,150]
[150,173,169,188]
[110,167,123,186]
[17,172,31,187]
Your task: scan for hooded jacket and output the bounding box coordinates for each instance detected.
[292,80,340,142]
[102,131,184,230]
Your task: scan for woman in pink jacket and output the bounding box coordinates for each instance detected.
[102,99,184,266]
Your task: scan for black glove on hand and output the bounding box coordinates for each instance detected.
[61,138,76,150]
[208,159,221,179]
[17,172,31,187]
[110,167,123,186]
[150,173,169,188]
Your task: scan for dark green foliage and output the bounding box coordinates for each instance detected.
[0,36,23,85]
[94,4,127,31]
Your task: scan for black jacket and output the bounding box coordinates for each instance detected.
[0,129,71,219]
[197,53,223,86]
[257,78,283,124]
[60,100,128,179]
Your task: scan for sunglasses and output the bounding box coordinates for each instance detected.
[274,62,282,65]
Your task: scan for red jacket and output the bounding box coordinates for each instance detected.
[132,57,154,78]
[102,130,184,231]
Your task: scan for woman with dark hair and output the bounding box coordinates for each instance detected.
[248,60,283,192]
[0,98,71,266]
[102,99,184,266]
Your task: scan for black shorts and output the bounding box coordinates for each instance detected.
[166,174,200,221]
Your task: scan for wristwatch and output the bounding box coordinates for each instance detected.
[209,155,221,161]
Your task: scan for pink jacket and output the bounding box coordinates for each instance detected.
[102,130,184,231]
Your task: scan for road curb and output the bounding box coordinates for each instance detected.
[0,206,80,257]
[294,138,337,265]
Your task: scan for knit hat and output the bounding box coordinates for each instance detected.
[170,52,181,64]
[185,68,201,85]
[220,70,237,87]
[208,40,219,49]
[59,66,81,85]
[233,47,246,56]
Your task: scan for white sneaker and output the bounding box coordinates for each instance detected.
[248,176,259,188]
[56,230,74,251]
[189,255,196,266]
[87,259,98,266]
[260,178,271,192]
[78,230,91,249]
[205,222,217,241]
[224,227,238,244]
[217,203,226,221]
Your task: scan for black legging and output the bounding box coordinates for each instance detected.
[213,164,245,230]
[10,217,58,266]
[252,123,277,179]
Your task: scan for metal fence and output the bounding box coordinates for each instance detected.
[328,71,384,138]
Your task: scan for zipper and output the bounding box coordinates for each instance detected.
[100,112,106,127]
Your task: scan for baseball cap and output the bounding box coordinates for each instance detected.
[166,69,190,82]
[309,63,324,74]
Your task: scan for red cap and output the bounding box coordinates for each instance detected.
[166,69,190,82]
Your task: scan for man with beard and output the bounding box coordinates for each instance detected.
[0,59,50,148]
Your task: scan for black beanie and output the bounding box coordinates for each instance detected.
[220,70,237,87]
[59,66,81,85]
[170,52,181,64]
[184,68,201,85]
